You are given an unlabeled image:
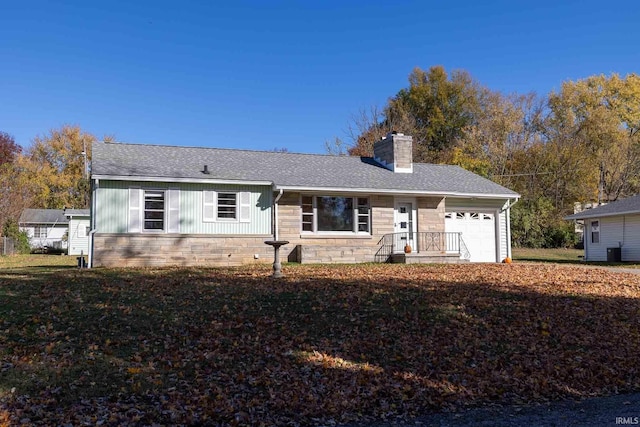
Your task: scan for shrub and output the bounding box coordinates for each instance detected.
[2,219,31,254]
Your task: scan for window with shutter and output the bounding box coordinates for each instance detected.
[203,191,216,222]
[239,192,251,223]
[128,188,141,232]
[167,189,180,233]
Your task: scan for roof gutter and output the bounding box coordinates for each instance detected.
[501,197,520,213]
[565,209,640,221]
[92,174,272,186]
[273,189,284,241]
[274,185,519,199]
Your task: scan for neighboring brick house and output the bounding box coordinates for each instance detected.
[89,133,519,267]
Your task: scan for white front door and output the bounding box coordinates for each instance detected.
[394,202,414,253]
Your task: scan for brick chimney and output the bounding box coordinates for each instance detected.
[373,132,413,173]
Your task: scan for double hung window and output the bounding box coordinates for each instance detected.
[34,225,47,238]
[591,220,600,244]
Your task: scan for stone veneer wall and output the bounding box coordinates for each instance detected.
[93,234,273,267]
[417,197,445,233]
[373,134,413,171]
[278,192,443,263]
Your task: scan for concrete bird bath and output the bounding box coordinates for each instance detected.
[264,240,289,278]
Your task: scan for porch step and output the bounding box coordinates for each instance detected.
[390,252,469,264]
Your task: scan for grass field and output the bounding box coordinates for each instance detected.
[1,263,639,425]
[0,254,78,269]
[512,247,584,262]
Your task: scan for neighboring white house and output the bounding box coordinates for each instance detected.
[64,209,90,256]
[18,209,69,250]
[565,194,640,262]
[89,133,520,268]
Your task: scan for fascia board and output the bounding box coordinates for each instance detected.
[565,210,640,220]
[275,185,519,199]
[92,174,273,186]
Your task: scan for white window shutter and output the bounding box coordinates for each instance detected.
[239,191,251,223]
[167,188,180,233]
[128,188,141,232]
[203,190,216,222]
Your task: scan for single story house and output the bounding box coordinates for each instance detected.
[64,208,90,256]
[19,209,69,250]
[89,133,520,268]
[565,194,640,262]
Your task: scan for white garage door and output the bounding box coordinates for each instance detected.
[445,212,497,262]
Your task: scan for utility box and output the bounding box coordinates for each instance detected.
[607,247,622,262]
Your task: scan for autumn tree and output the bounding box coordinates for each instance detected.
[21,125,96,209]
[546,73,640,204]
[0,131,21,167]
[0,132,31,234]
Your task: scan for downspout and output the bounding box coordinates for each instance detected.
[273,188,284,241]
[88,178,99,268]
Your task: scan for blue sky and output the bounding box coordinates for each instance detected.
[2,0,638,154]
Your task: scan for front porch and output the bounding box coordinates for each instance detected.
[376,232,471,264]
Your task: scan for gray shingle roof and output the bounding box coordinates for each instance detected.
[64,209,90,217]
[19,209,68,225]
[92,142,519,198]
[565,194,640,220]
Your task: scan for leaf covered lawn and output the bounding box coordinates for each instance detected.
[1,263,639,425]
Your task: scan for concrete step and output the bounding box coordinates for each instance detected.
[390,252,469,264]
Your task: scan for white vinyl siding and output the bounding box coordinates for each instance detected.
[68,217,90,256]
[498,209,508,261]
[584,214,640,262]
[623,215,640,261]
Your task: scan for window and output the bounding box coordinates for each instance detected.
[144,190,165,231]
[301,196,370,234]
[591,220,600,244]
[217,192,237,220]
[34,226,47,238]
[77,225,87,238]
[129,188,179,233]
[203,190,251,223]
[302,196,313,231]
[33,226,45,238]
[357,198,370,232]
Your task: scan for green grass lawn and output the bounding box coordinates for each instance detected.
[512,247,584,263]
[1,263,639,425]
[0,254,78,269]
[513,247,640,268]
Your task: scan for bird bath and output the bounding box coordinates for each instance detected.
[264,240,289,278]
